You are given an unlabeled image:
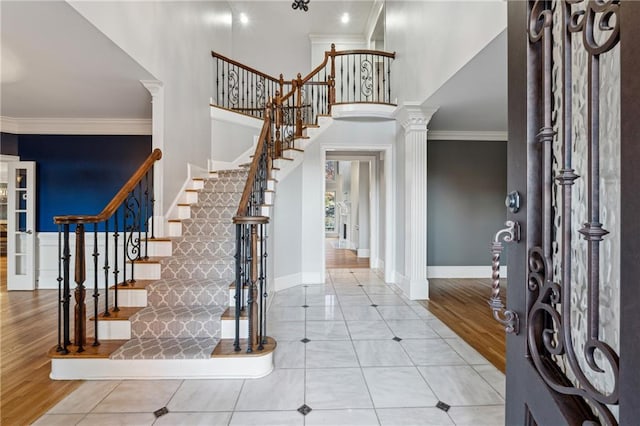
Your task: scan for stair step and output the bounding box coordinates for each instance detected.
[190,205,236,220]
[96,306,142,320]
[161,255,235,280]
[147,277,230,307]
[130,305,225,339]
[172,236,235,258]
[212,336,276,357]
[49,340,128,359]
[110,337,219,360]
[197,191,242,205]
[202,179,246,193]
[180,218,235,237]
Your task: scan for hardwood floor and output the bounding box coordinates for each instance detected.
[325,238,369,269]
[0,255,84,425]
[420,278,507,373]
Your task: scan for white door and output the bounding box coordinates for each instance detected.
[7,161,36,290]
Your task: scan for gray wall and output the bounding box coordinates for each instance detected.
[427,140,507,266]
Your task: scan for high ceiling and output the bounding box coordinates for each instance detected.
[0,0,507,133]
[0,1,154,119]
[426,30,507,133]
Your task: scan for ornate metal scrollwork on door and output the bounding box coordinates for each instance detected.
[527,1,620,424]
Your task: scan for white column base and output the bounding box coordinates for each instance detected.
[409,277,429,300]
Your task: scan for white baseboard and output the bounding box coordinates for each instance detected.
[427,265,507,279]
[302,272,324,285]
[274,273,302,292]
[357,249,370,258]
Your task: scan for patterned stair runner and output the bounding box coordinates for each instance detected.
[110,170,247,360]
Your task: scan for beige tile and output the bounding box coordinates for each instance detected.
[49,380,120,414]
[32,414,85,425]
[418,366,504,406]
[77,413,156,426]
[91,380,181,413]
[167,379,243,412]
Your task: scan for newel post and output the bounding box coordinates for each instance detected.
[295,73,303,138]
[74,224,87,352]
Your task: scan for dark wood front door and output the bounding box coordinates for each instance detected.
[503,1,640,424]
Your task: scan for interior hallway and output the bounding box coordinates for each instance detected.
[324,237,369,269]
[35,268,505,425]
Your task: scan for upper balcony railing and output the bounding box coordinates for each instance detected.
[211,44,396,130]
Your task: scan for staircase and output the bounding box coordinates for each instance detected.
[50,169,276,379]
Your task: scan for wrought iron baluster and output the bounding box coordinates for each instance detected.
[234,223,242,352]
[150,166,155,239]
[113,212,120,312]
[144,171,149,259]
[56,225,64,353]
[62,224,71,352]
[103,218,110,317]
[122,204,127,287]
[92,223,100,346]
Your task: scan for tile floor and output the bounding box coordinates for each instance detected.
[35,269,505,426]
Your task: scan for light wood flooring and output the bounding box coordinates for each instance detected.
[324,238,369,269]
[420,278,507,373]
[0,255,85,425]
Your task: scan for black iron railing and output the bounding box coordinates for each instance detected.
[53,149,161,354]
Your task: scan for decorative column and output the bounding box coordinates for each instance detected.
[141,80,165,235]
[396,103,438,300]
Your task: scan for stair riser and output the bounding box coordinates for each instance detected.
[129,262,161,280]
[202,180,246,193]
[181,221,235,237]
[98,321,131,340]
[148,286,229,308]
[221,318,248,339]
[190,206,236,220]
[146,240,173,257]
[161,262,234,281]
[109,289,147,307]
[177,205,191,219]
[173,239,235,258]
[131,318,221,339]
[197,192,242,205]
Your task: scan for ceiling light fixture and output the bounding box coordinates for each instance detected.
[292,0,310,12]
[239,13,249,24]
[341,13,350,24]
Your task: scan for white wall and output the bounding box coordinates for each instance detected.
[273,165,303,290]
[385,1,507,105]
[69,1,233,213]
[211,118,259,163]
[299,119,395,283]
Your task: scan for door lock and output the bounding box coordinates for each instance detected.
[505,191,521,213]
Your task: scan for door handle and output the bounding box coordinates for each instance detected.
[489,220,520,334]
[25,230,33,235]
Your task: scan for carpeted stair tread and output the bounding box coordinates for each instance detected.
[172,237,235,258]
[162,255,235,265]
[147,278,230,307]
[129,305,224,339]
[110,337,218,360]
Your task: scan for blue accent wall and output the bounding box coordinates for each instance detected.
[16,135,151,232]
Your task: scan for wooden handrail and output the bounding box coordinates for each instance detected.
[332,49,396,59]
[54,149,162,225]
[234,111,271,218]
[211,51,281,83]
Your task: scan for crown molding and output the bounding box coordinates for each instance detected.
[428,130,508,141]
[394,102,439,132]
[0,116,152,135]
[0,116,19,134]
